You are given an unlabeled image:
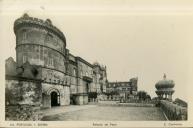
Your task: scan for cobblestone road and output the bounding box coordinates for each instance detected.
[41,105,166,121]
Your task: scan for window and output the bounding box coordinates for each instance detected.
[48,58,54,66]
[45,33,53,42]
[73,68,76,76]
[79,64,83,70]
[22,29,27,41]
[85,71,88,76]
[23,55,27,63]
[100,84,103,92]
[122,88,126,91]
[57,95,60,104]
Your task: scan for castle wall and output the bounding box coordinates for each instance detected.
[41,68,70,108]
[74,59,94,104]
[16,27,65,52]
[16,27,66,73]
[77,60,93,79]
[13,15,69,108]
[41,68,67,84]
[77,78,87,93]
[68,59,78,94]
[5,79,42,120]
[6,14,109,112]
[42,83,70,108]
[93,64,108,95]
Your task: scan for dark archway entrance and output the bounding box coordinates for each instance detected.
[51,91,60,107]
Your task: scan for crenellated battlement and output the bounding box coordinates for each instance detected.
[14,13,66,44]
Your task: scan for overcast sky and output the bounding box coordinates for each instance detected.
[1,0,193,101]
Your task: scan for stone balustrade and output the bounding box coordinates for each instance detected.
[160,100,187,120]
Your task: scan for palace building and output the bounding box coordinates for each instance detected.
[5,13,107,110]
[106,78,138,101]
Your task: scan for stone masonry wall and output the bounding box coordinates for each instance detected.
[42,83,70,108]
[5,79,43,121]
[16,24,66,72]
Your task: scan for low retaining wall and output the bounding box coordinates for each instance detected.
[118,103,155,107]
[160,100,187,120]
[98,101,155,107]
[98,100,118,105]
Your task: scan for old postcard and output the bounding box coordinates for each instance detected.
[0,0,193,127]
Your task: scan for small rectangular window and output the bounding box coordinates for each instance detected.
[73,68,76,76]
[22,29,27,41]
[23,56,27,63]
[48,58,54,66]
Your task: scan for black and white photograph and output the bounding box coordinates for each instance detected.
[0,0,193,127]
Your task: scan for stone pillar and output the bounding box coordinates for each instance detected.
[75,95,84,105]
[83,95,88,104]
[42,93,51,108]
[161,94,163,99]
[168,94,172,101]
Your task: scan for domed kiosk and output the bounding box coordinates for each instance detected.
[155,74,175,101]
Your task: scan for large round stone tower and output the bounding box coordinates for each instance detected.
[14,13,70,108]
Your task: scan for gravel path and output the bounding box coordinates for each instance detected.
[41,105,166,121]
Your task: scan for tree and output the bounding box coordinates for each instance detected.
[137,91,149,101]
[105,90,119,96]
[146,94,151,100]
[88,92,97,99]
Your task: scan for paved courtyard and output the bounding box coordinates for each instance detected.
[41,105,166,121]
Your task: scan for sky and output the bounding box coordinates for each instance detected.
[0,0,193,101]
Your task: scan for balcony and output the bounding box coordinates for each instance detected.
[83,76,93,82]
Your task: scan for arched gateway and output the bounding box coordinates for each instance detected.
[47,88,60,107]
[51,91,60,106]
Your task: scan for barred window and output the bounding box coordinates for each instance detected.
[48,58,54,66]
